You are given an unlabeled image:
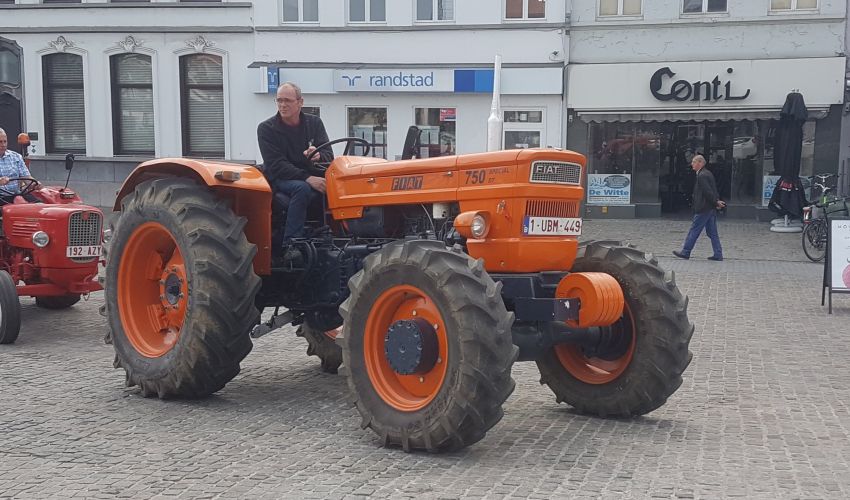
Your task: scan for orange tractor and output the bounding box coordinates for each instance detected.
[103,134,693,452]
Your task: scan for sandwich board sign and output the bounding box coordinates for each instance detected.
[822,216,850,314]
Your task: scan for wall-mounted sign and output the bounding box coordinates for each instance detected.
[650,66,751,102]
[332,69,494,93]
[439,108,456,122]
[587,174,631,205]
[823,216,850,314]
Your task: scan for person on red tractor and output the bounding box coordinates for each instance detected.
[0,128,39,203]
[257,82,333,251]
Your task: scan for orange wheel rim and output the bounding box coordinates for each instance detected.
[555,303,636,385]
[117,222,188,358]
[324,327,341,340]
[364,285,448,412]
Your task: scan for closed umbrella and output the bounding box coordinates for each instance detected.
[768,92,809,230]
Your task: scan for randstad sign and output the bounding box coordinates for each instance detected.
[332,69,494,93]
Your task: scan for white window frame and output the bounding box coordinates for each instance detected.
[414,0,455,23]
[769,0,818,12]
[503,0,547,21]
[502,108,545,150]
[348,0,387,24]
[280,0,319,24]
[598,0,642,17]
[681,0,727,14]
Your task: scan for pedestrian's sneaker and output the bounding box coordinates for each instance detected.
[707,255,723,261]
[672,250,689,260]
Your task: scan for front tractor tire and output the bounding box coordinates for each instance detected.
[339,241,518,452]
[0,271,22,345]
[297,323,343,374]
[536,241,694,417]
[104,178,261,399]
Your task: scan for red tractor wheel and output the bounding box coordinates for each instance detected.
[339,241,517,452]
[104,178,260,398]
[536,241,694,417]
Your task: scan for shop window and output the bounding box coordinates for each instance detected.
[348,107,387,158]
[302,106,320,117]
[43,53,86,154]
[503,109,543,149]
[0,48,21,86]
[505,0,545,19]
[179,54,224,158]
[349,0,385,22]
[282,0,319,23]
[599,0,641,16]
[0,1,16,6]
[110,53,154,156]
[416,0,454,21]
[414,107,456,158]
[682,0,726,13]
[770,0,817,11]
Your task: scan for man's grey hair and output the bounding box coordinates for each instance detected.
[692,154,706,166]
[278,82,302,100]
[0,128,6,137]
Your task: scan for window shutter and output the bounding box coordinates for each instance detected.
[44,53,86,154]
[181,54,224,157]
[112,54,154,155]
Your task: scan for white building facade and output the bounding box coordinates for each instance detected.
[0,0,569,207]
[567,0,848,219]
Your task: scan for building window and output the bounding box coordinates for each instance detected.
[682,0,726,13]
[599,0,641,16]
[416,0,454,21]
[110,53,154,156]
[414,108,456,158]
[282,0,318,23]
[42,0,81,3]
[0,0,16,5]
[349,0,385,22]
[348,107,387,158]
[302,106,320,117]
[770,0,817,11]
[505,0,545,19]
[0,48,21,87]
[42,53,86,154]
[179,54,224,158]
[503,109,543,149]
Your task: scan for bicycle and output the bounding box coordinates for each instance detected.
[802,182,849,262]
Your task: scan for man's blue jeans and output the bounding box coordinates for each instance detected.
[681,210,723,258]
[273,179,317,242]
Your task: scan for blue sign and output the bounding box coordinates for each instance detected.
[267,67,279,93]
[330,69,495,93]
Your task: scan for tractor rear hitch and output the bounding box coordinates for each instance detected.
[251,309,296,339]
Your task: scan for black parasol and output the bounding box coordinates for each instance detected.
[768,92,809,219]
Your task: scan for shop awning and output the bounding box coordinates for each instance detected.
[576,107,830,123]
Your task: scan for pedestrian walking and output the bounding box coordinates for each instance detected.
[673,154,725,261]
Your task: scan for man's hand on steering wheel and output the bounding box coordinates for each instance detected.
[306,137,373,173]
[0,177,40,196]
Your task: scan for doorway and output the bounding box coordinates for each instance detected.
[0,37,24,155]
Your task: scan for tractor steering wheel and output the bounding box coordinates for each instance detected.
[0,177,40,197]
[307,137,372,173]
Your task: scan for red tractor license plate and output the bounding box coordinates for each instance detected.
[66,245,102,258]
[522,217,582,236]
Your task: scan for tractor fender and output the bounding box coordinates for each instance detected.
[114,158,274,275]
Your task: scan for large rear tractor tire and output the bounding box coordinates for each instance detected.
[35,294,81,310]
[104,178,261,398]
[297,323,343,374]
[339,241,518,452]
[536,241,693,417]
[0,271,21,345]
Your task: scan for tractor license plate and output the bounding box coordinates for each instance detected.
[66,245,102,258]
[522,217,582,236]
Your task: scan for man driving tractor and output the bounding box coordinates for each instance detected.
[0,128,40,203]
[257,82,334,259]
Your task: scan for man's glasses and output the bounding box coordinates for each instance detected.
[275,97,300,104]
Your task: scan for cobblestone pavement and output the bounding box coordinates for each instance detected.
[1,218,849,499]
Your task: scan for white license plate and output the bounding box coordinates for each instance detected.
[522,217,583,236]
[66,245,102,258]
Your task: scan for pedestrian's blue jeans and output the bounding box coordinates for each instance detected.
[273,179,317,242]
[681,210,723,258]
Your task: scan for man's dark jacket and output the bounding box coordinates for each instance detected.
[692,167,721,214]
[257,112,333,183]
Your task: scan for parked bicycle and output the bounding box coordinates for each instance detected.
[802,174,848,262]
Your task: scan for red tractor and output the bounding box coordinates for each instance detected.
[103,131,693,452]
[0,134,104,344]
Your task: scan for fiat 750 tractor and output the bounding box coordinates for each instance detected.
[102,134,693,452]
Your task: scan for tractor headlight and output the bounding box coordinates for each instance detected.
[32,231,50,248]
[102,228,112,243]
[471,214,488,239]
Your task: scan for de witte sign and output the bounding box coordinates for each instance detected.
[587,174,631,205]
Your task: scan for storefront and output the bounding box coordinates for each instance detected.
[261,64,564,159]
[566,57,846,219]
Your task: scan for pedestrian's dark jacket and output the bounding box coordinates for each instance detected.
[257,112,333,183]
[692,167,721,213]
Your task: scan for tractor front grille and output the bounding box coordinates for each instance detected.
[525,200,580,218]
[68,211,102,263]
[529,161,582,185]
